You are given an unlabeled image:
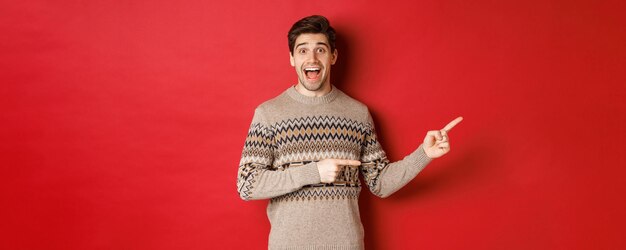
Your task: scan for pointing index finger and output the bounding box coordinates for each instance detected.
[442,116,463,132]
[335,159,362,166]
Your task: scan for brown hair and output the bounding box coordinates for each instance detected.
[288,15,336,54]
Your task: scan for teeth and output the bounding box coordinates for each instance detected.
[304,67,320,71]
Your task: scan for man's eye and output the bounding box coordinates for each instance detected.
[299,49,307,54]
[316,48,326,53]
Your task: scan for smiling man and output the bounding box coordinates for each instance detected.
[290,32,336,94]
[237,15,462,250]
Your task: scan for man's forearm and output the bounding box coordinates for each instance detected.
[237,162,321,200]
[363,144,432,198]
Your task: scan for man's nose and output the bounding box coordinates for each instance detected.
[306,51,318,61]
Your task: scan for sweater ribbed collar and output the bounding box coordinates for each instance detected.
[286,84,339,105]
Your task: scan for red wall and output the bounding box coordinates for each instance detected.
[2,1,625,249]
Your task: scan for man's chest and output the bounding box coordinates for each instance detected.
[270,115,370,166]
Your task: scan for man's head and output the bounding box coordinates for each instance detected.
[288,15,338,94]
[288,15,336,55]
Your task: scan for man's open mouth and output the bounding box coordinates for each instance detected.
[304,66,321,80]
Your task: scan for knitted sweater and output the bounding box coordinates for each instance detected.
[237,85,432,250]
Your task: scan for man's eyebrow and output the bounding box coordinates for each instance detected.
[295,42,330,49]
[316,42,330,48]
[295,42,308,49]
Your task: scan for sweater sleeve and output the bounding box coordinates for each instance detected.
[360,112,433,198]
[237,107,321,201]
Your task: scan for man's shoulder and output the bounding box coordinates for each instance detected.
[254,88,290,112]
[324,88,373,125]
[249,88,294,123]
[335,89,370,113]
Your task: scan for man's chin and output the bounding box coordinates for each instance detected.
[301,81,324,92]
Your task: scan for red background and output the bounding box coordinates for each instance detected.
[2,0,625,249]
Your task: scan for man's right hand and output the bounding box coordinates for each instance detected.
[316,159,362,183]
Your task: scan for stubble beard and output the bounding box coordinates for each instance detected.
[300,80,323,92]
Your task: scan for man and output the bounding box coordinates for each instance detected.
[237,15,462,250]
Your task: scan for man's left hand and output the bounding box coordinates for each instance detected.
[423,117,463,159]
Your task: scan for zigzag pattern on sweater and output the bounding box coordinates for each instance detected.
[238,122,274,200]
[240,123,274,165]
[273,116,367,142]
[237,162,263,200]
[271,116,371,166]
[270,186,361,203]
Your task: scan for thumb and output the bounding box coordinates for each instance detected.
[424,131,440,146]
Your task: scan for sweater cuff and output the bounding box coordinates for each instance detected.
[291,162,321,186]
[406,144,433,170]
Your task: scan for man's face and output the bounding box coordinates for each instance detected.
[290,33,337,92]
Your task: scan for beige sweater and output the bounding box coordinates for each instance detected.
[237,86,432,250]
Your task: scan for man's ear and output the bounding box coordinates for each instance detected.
[331,49,338,65]
[290,52,295,66]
